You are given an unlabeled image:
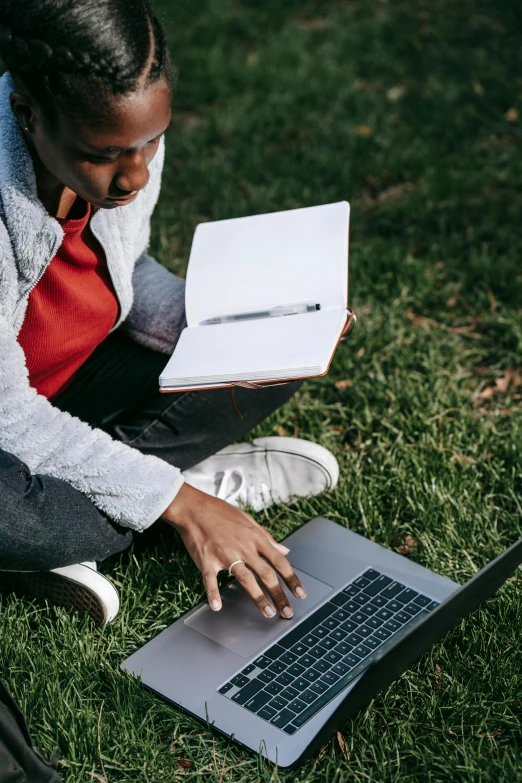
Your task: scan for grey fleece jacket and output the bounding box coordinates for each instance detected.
[0,72,188,531]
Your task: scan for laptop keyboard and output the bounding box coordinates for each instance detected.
[217,568,438,734]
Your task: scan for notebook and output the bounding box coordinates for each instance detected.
[159,201,351,392]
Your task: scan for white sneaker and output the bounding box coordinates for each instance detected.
[1,562,120,627]
[183,436,339,511]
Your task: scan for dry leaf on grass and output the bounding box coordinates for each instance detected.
[354,124,373,137]
[474,367,522,403]
[335,379,353,389]
[405,308,481,337]
[394,534,417,555]
[294,17,327,30]
[337,731,350,761]
[450,453,476,465]
[177,759,192,768]
[278,425,287,436]
[505,107,518,122]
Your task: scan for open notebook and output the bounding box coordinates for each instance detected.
[159,201,351,391]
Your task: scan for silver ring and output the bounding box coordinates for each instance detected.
[228,559,245,577]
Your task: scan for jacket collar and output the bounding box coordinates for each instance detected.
[0,72,63,287]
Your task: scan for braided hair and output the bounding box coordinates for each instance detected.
[0,0,172,121]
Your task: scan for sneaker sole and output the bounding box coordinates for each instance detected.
[0,567,118,627]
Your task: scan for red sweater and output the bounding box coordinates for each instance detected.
[18,199,119,399]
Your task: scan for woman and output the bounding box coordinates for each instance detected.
[0,0,339,627]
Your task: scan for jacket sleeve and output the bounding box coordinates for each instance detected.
[121,253,187,355]
[0,313,184,531]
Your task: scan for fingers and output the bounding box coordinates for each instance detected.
[246,514,290,555]
[230,562,277,619]
[262,546,307,601]
[248,556,295,619]
[203,569,222,612]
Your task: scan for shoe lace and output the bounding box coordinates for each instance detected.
[215,468,272,510]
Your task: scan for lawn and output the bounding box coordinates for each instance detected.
[1,0,522,780]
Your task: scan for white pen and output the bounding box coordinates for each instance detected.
[200,301,321,326]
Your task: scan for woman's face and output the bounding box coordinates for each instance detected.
[13,78,172,210]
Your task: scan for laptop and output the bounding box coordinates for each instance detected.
[122,517,522,768]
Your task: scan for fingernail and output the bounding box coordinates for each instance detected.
[210,600,221,611]
[295,586,306,599]
[282,606,294,618]
[264,605,276,618]
[277,544,290,554]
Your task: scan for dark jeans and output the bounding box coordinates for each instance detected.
[0,331,301,572]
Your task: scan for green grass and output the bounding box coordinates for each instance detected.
[2,0,522,780]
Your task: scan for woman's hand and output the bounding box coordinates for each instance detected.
[162,483,306,618]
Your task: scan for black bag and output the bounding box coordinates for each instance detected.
[0,679,61,783]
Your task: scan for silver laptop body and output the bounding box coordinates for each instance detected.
[122,517,461,767]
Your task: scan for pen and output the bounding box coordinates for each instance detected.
[200,301,321,326]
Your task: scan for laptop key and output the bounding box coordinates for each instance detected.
[270,708,296,729]
[283,724,298,735]
[346,633,364,646]
[343,601,359,614]
[324,650,342,664]
[395,611,411,624]
[352,593,368,606]
[322,617,340,630]
[291,642,309,656]
[265,644,285,660]
[258,670,276,684]
[302,634,320,647]
[362,574,392,597]
[301,689,319,705]
[387,600,402,613]
[241,664,256,675]
[395,588,418,605]
[332,662,350,677]
[354,576,371,589]
[321,671,340,686]
[258,706,277,721]
[351,612,367,625]
[357,625,373,638]
[279,651,298,666]
[383,619,401,633]
[287,663,306,677]
[309,645,328,659]
[426,601,439,611]
[280,686,299,701]
[265,681,283,696]
[365,616,382,629]
[381,582,405,600]
[340,619,358,633]
[219,683,233,694]
[287,698,307,714]
[310,680,329,694]
[321,637,336,649]
[231,674,250,688]
[275,672,293,687]
[331,593,349,607]
[302,669,321,683]
[245,691,272,712]
[330,629,348,642]
[343,653,361,667]
[332,608,351,622]
[342,584,360,596]
[293,677,309,692]
[373,627,392,641]
[413,594,431,608]
[300,655,316,668]
[254,655,271,669]
[313,626,329,639]
[359,603,377,616]
[364,636,381,650]
[403,602,421,617]
[375,608,394,621]
[231,679,264,704]
[352,644,371,658]
[313,659,330,673]
[269,661,286,674]
[362,569,380,580]
[371,595,387,607]
[268,696,289,711]
[334,641,353,656]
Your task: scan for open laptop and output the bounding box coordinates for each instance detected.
[122,517,522,768]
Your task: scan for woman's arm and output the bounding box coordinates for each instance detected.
[0,312,183,531]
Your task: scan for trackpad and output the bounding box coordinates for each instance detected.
[185,568,333,658]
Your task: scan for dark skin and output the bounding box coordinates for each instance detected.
[8,74,306,617]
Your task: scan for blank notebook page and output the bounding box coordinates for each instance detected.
[160,308,346,386]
